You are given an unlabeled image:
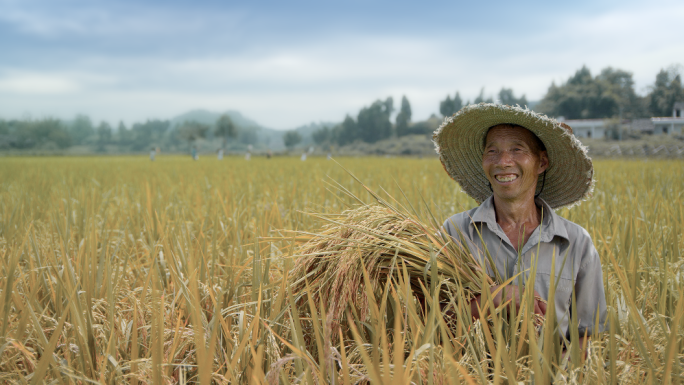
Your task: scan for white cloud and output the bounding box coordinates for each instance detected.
[0,0,682,128]
[0,73,81,94]
[0,69,120,96]
[0,0,245,38]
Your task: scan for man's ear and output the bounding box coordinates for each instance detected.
[539,151,549,173]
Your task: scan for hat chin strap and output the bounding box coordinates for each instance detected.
[487,170,547,198]
[535,170,547,198]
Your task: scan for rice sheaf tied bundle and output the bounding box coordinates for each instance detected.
[289,198,498,326]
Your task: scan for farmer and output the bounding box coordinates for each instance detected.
[434,103,607,350]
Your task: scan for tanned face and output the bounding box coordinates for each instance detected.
[482,125,549,203]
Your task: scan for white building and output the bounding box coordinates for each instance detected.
[651,117,684,135]
[649,102,684,135]
[561,119,607,138]
[630,119,654,135]
[674,102,684,118]
[558,101,684,139]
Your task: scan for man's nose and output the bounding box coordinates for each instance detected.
[496,150,515,166]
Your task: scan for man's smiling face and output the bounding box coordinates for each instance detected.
[482,125,549,202]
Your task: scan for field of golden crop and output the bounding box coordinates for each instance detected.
[0,155,683,384]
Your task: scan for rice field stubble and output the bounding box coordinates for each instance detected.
[0,156,682,384]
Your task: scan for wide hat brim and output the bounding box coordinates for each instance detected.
[433,103,593,209]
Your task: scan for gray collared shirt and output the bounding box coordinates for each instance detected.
[442,196,607,338]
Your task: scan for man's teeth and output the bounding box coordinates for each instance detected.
[496,175,518,182]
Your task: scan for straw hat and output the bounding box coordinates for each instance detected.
[433,103,593,209]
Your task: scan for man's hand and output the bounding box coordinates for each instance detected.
[470,285,547,320]
[491,284,547,316]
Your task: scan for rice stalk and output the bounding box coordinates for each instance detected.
[0,157,683,383]
[288,202,493,326]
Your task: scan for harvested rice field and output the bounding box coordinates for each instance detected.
[0,155,683,384]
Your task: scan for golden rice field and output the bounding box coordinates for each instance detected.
[0,155,683,384]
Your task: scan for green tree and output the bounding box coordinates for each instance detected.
[452,92,463,112]
[596,67,647,119]
[177,121,209,149]
[332,115,359,146]
[131,120,170,151]
[312,127,331,145]
[116,122,133,145]
[215,114,237,149]
[0,120,8,136]
[96,122,112,152]
[17,118,71,149]
[383,97,394,117]
[440,95,453,117]
[648,68,684,117]
[473,88,493,104]
[0,120,11,150]
[70,115,94,145]
[357,97,393,143]
[396,95,412,137]
[283,130,302,149]
[537,66,646,119]
[498,88,528,107]
[439,92,463,117]
[406,116,441,136]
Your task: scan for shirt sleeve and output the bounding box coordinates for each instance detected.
[571,235,608,338]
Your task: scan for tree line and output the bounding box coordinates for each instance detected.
[537,66,683,119]
[440,66,683,120]
[312,65,683,148]
[311,88,528,148]
[310,96,433,148]
[0,114,249,152]
[2,65,682,152]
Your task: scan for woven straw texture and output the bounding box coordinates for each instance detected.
[432,103,593,209]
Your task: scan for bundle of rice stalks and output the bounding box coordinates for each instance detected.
[285,177,497,328]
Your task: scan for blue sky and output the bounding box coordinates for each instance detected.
[0,0,682,129]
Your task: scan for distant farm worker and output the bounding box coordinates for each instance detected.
[150,147,155,161]
[434,103,607,354]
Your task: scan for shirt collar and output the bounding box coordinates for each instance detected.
[470,195,569,242]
